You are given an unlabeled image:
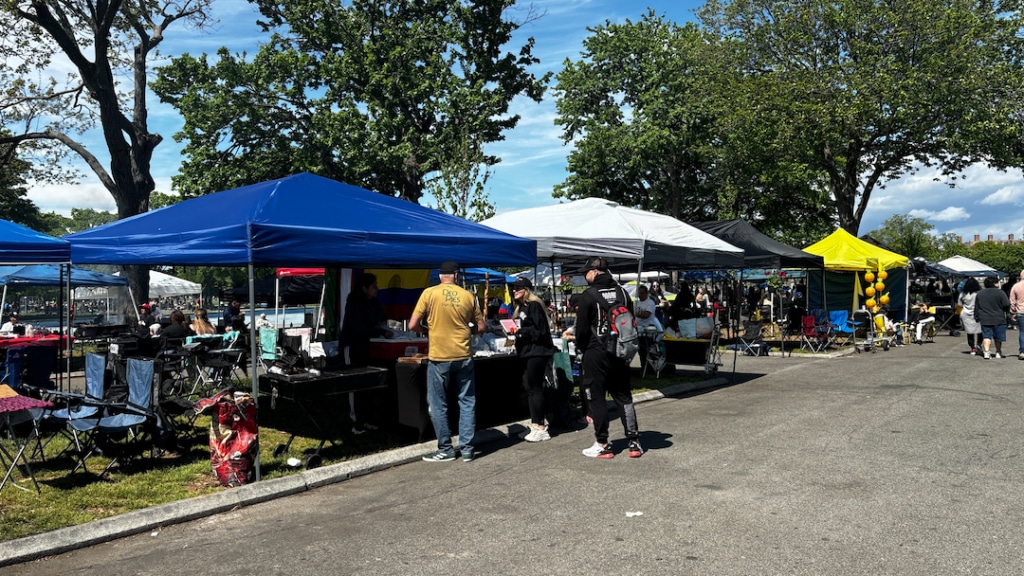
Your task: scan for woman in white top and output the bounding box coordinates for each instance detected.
[958,277,982,355]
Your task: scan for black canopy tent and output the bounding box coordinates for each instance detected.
[692,219,826,360]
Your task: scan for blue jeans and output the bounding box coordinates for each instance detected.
[1016,313,1024,352]
[426,358,476,455]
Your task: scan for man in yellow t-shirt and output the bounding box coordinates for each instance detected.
[410,260,485,463]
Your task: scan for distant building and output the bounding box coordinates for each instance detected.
[958,232,1021,248]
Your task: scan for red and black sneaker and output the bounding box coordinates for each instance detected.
[628,440,644,458]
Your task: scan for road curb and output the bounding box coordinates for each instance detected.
[0,374,726,567]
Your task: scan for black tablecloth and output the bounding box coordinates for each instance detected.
[394,354,526,440]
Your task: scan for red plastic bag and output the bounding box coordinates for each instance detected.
[195,389,258,487]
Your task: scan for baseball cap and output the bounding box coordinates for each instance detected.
[439,260,459,274]
[568,256,608,275]
[510,277,533,290]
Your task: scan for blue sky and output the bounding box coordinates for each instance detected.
[26,0,1024,244]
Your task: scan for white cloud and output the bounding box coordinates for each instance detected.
[27,177,174,216]
[980,185,1024,206]
[907,207,971,222]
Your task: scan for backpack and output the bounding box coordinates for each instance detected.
[593,286,640,363]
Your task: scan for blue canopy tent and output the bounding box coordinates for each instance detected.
[429,267,516,285]
[0,264,129,321]
[0,265,127,288]
[64,173,537,479]
[0,221,74,389]
[0,219,71,264]
[65,172,536,268]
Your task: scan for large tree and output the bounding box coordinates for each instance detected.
[0,0,213,297]
[699,0,1024,234]
[552,11,835,243]
[153,0,548,207]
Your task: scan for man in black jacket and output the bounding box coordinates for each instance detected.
[976,276,1011,359]
[571,256,643,459]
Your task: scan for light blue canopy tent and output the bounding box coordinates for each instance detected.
[64,173,537,480]
[0,265,127,288]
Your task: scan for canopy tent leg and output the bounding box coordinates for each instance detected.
[247,262,261,482]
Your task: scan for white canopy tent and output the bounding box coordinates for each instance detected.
[75,270,201,299]
[480,198,744,269]
[937,255,1006,278]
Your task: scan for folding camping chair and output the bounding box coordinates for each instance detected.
[738,321,770,356]
[27,351,107,464]
[829,310,854,347]
[70,357,161,476]
[640,325,667,378]
[800,314,830,353]
[259,327,283,372]
[0,385,52,493]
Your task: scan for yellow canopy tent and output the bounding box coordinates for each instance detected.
[803,229,909,313]
[804,228,908,271]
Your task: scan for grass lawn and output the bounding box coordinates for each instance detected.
[0,369,709,542]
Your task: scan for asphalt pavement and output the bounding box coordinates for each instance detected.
[3,333,1024,575]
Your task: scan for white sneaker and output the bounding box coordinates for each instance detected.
[524,428,551,442]
[984,351,991,359]
[582,441,614,459]
[994,352,1005,359]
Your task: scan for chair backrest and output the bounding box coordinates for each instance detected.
[2,346,26,390]
[801,315,816,336]
[125,357,154,412]
[84,352,106,400]
[25,345,59,390]
[259,327,279,360]
[829,310,851,333]
[742,322,763,339]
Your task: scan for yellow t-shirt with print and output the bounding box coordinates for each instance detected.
[413,283,484,362]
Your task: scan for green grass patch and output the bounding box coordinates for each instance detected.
[0,369,708,542]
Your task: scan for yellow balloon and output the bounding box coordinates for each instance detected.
[875,281,885,292]
[865,286,876,297]
[865,272,875,282]
[865,298,877,308]
[878,270,888,280]
[879,294,890,305]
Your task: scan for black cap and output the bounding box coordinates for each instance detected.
[568,256,608,275]
[510,277,533,290]
[439,260,459,274]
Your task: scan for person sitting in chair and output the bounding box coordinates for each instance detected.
[1,313,20,333]
[911,302,935,344]
[634,285,663,337]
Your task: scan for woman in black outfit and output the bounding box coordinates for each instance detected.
[509,277,557,442]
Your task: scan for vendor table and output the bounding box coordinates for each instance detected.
[395,354,526,440]
[0,384,52,493]
[0,335,71,349]
[932,305,961,336]
[369,338,428,361]
[258,366,388,467]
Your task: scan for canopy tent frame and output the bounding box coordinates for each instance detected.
[64,173,537,480]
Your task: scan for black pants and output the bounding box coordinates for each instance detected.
[581,349,638,445]
[522,356,548,426]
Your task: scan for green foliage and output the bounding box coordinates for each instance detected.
[867,214,937,260]
[552,10,835,240]
[967,241,1024,278]
[699,0,1024,234]
[0,145,44,230]
[37,208,117,237]
[153,0,549,207]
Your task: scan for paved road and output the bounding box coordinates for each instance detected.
[6,335,1024,575]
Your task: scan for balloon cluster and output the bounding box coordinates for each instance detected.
[863,270,889,309]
